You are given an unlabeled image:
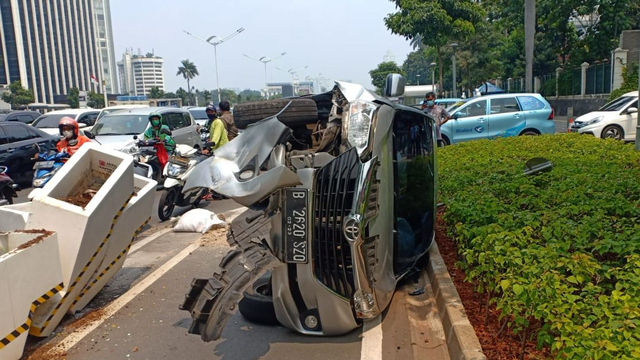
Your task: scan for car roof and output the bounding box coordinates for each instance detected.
[43,109,99,115]
[103,107,186,116]
[622,91,639,97]
[101,105,148,110]
[436,98,462,102]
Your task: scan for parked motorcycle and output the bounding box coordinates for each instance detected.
[157,142,215,221]
[32,151,69,188]
[179,76,438,341]
[0,166,19,205]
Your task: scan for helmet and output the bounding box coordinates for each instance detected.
[58,117,79,137]
[148,112,162,127]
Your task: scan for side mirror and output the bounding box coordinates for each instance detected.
[85,131,95,139]
[626,107,638,114]
[384,74,406,98]
[452,113,460,120]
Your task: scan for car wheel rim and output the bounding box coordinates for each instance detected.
[604,128,621,139]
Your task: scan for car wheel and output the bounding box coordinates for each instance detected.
[233,99,318,129]
[521,130,539,136]
[441,136,450,146]
[238,274,279,325]
[601,125,623,140]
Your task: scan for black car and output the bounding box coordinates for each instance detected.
[0,122,58,184]
[0,111,42,124]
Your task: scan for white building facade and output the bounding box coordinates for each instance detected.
[0,0,117,104]
[118,51,165,96]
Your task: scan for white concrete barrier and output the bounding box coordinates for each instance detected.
[69,174,156,312]
[0,203,32,232]
[0,230,63,360]
[26,144,137,337]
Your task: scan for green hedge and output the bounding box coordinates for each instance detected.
[438,134,640,359]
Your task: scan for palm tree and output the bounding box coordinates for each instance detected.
[410,35,424,50]
[177,59,199,104]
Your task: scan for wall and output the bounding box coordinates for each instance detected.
[547,98,608,117]
[621,30,640,67]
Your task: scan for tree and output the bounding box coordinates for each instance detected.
[68,87,80,109]
[202,90,212,105]
[1,81,34,109]
[385,0,483,96]
[164,92,177,99]
[148,86,165,99]
[87,91,104,109]
[369,61,404,92]
[402,50,436,85]
[176,59,199,104]
[176,87,188,106]
[211,89,238,104]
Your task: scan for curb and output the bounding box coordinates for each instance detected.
[427,242,486,360]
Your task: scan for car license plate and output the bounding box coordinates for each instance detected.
[284,188,309,264]
[33,161,54,169]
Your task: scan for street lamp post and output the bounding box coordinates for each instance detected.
[430,62,436,94]
[416,74,421,86]
[450,43,459,98]
[243,52,286,99]
[183,28,245,103]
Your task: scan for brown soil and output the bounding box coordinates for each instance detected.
[57,192,93,209]
[435,207,551,360]
[15,230,54,251]
[199,226,228,247]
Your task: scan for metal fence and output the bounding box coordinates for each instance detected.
[508,62,612,97]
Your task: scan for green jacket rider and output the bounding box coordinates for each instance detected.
[143,112,175,153]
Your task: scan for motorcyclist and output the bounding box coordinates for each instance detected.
[56,117,91,156]
[205,105,228,150]
[143,112,175,153]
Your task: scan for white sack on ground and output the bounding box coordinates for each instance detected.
[173,209,226,233]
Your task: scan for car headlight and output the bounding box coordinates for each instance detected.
[119,143,139,154]
[167,163,186,177]
[345,100,377,157]
[585,116,603,126]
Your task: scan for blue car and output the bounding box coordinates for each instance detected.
[439,93,555,145]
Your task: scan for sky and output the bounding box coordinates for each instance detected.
[110,0,413,93]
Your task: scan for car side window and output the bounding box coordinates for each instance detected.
[457,100,487,118]
[491,97,521,114]
[182,113,193,127]
[0,127,8,145]
[86,113,98,125]
[517,96,546,111]
[27,127,42,139]
[18,114,35,124]
[161,113,174,130]
[5,125,31,143]
[167,113,187,130]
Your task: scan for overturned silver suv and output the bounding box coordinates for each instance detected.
[179,75,437,340]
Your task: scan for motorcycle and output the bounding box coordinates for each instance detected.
[0,166,19,206]
[32,151,69,188]
[131,136,168,182]
[156,142,215,221]
[179,76,438,341]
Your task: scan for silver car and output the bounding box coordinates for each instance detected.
[180,76,437,340]
[89,107,202,152]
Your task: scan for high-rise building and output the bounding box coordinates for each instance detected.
[0,0,117,104]
[118,50,165,96]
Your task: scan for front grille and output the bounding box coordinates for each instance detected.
[313,148,359,299]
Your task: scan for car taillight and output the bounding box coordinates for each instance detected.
[548,107,555,120]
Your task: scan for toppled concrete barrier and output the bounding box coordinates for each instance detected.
[0,230,63,360]
[69,174,156,312]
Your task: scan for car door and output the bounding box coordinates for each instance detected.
[2,124,38,180]
[450,99,488,143]
[181,112,200,146]
[620,98,639,141]
[487,96,526,138]
[0,127,11,172]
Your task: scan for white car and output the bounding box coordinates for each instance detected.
[31,109,100,135]
[96,105,149,122]
[570,91,639,141]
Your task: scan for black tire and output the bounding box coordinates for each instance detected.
[521,130,539,136]
[441,136,450,146]
[601,125,623,140]
[238,275,279,325]
[2,188,13,205]
[233,99,318,129]
[158,188,177,221]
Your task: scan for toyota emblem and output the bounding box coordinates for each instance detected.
[343,215,361,243]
